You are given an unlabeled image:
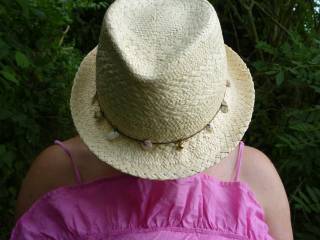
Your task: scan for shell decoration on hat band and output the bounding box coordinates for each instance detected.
[92,79,231,151]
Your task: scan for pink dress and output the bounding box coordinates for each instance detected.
[11,140,273,239]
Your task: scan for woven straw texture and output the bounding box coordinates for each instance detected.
[70,0,255,180]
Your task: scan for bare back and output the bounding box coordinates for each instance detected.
[15,135,293,239]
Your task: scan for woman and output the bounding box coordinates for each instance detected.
[11,0,293,239]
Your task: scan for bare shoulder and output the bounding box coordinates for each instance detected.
[15,136,121,220]
[241,145,293,240]
[15,139,78,220]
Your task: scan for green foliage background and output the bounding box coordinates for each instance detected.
[0,0,319,239]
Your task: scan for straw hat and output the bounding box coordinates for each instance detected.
[70,0,255,180]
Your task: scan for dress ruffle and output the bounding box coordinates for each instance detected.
[11,173,273,240]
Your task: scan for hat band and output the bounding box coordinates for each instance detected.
[92,85,229,147]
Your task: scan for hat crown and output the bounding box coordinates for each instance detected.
[96,0,229,143]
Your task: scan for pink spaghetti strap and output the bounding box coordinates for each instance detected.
[233,141,245,181]
[54,140,82,184]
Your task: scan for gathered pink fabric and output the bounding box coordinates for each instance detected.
[11,140,273,240]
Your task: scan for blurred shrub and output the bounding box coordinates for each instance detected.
[213,0,320,238]
[0,0,82,238]
[0,0,319,239]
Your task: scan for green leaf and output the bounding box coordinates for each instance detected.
[276,71,284,86]
[0,39,8,50]
[293,195,311,213]
[256,41,275,55]
[265,70,278,75]
[16,0,29,18]
[0,70,18,85]
[0,149,15,169]
[0,39,9,59]
[310,55,320,64]
[280,42,291,55]
[0,109,12,120]
[306,186,320,204]
[15,51,30,69]
[0,145,6,156]
[287,67,299,75]
[299,190,312,205]
[289,123,316,132]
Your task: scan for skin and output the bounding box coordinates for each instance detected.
[15,135,293,239]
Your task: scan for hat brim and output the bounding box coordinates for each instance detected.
[70,45,255,180]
